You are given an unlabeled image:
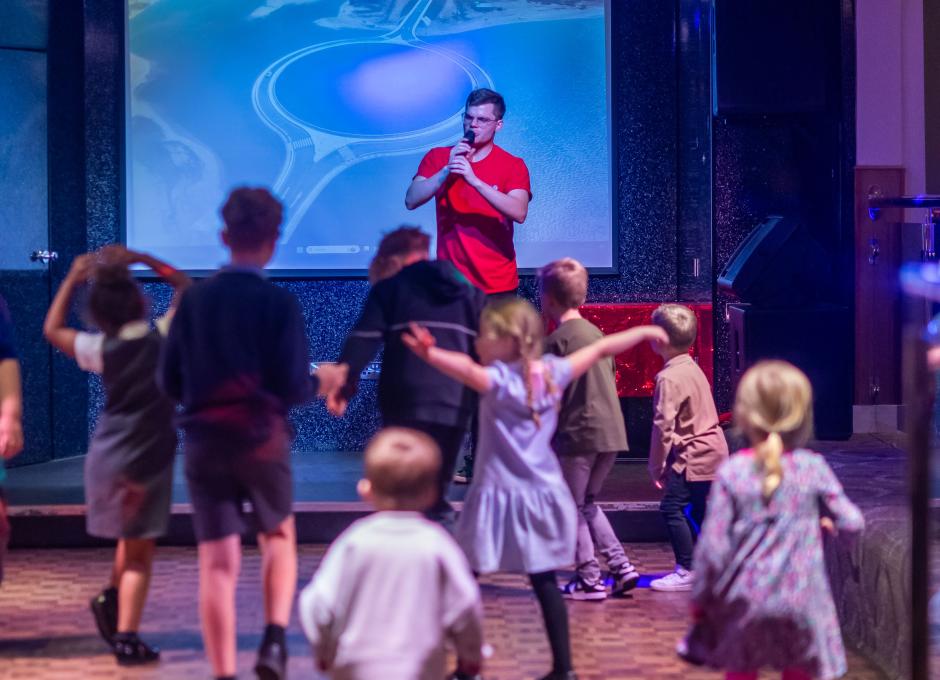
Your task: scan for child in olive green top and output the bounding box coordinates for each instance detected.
[539,258,639,601]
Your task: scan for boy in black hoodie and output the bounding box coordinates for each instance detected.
[332,227,486,527]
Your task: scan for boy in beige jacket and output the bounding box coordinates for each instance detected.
[647,304,728,592]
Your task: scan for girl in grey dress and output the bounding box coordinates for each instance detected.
[680,361,864,679]
[403,298,666,680]
[44,246,189,665]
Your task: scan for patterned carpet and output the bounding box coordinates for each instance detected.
[0,543,885,679]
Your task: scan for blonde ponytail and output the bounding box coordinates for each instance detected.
[756,431,784,499]
[521,355,542,428]
[482,298,551,428]
[733,360,815,503]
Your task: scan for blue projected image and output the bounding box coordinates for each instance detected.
[125,1,611,273]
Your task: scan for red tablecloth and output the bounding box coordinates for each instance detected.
[575,304,714,397]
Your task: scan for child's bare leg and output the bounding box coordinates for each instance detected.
[257,515,296,626]
[198,534,241,676]
[117,538,156,632]
[782,669,813,680]
[725,672,758,680]
[111,539,126,589]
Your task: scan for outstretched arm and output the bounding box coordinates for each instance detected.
[565,325,668,382]
[402,323,491,393]
[43,254,95,358]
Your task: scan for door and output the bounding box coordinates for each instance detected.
[0,46,53,467]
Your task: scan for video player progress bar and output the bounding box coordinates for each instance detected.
[295,245,366,254]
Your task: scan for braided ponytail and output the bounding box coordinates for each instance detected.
[756,431,784,499]
[482,298,551,428]
[521,355,541,428]
[734,360,814,503]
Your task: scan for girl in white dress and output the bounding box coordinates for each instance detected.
[404,298,666,680]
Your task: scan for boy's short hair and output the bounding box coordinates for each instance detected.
[220,187,283,251]
[364,428,441,505]
[367,226,431,284]
[537,258,588,310]
[466,88,506,119]
[652,304,697,352]
[375,226,430,260]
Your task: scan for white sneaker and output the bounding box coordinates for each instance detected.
[649,567,694,592]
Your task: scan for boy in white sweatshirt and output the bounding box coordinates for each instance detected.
[299,427,484,680]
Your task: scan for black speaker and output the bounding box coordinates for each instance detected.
[728,303,852,440]
[718,216,832,308]
[713,0,829,115]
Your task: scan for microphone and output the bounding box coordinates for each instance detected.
[463,129,475,145]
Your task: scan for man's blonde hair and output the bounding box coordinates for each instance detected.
[537,258,588,310]
[364,428,441,508]
[651,304,697,352]
[734,360,814,500]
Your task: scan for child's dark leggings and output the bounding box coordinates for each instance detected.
[528,570,572,673]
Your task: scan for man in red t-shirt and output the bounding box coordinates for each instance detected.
[405,89,531,296]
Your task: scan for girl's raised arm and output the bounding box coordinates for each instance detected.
[565,325,668,381]
[42,254,95,358]
[98,245,191,313]
[402,323,492,393]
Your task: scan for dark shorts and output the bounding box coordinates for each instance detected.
[183,422,293,542]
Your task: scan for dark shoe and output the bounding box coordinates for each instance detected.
[609,566,640,597]
[255,639,287,680]
[537,672,578,680]
[453,455,474,484]
[113,633,160,665]
[560,576,607,601]
[90,586,118,646]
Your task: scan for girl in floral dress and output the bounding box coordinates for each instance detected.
[680,360,864,680]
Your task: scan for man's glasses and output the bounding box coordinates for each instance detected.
[463,114,498,126]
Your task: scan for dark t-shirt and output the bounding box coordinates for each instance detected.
[158,268,314,446]
[545,318,628,455]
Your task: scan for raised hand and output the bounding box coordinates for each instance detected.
[448,140,473,163]
[447,155,479,187]
[96,244,134,267]
[401,322,436,360]
[66,253,95,282]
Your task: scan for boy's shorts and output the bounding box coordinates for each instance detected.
[184,422,293,542]
[0,488,9,584]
